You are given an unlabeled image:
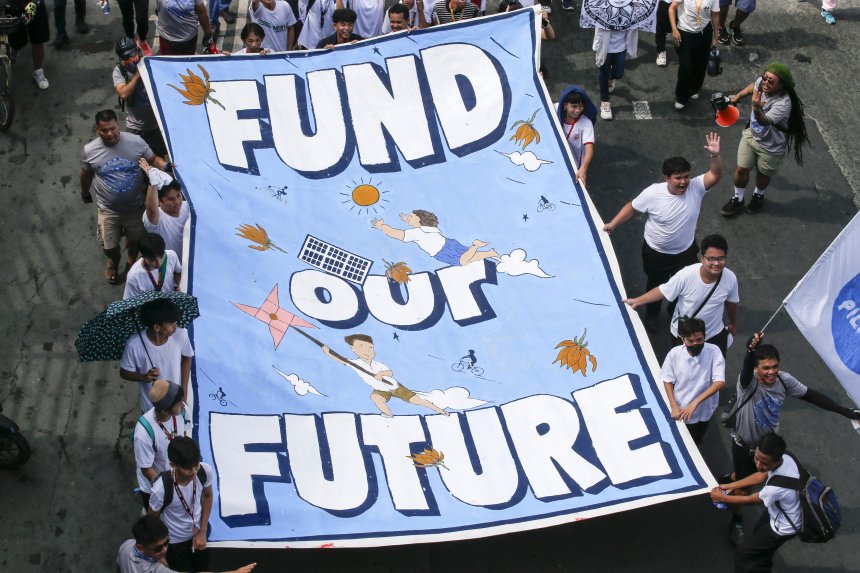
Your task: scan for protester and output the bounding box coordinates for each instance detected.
[623,234,738,356]
[117,0,152,55]
[337,0,384,38]
[249,0,296,51]
[720,62,809,216]
[228,22,271,54]
[133,380,189,509]
[386,3,411,31]
[118,515,257,573]
[81,110,168,286]
[556,87,596,187]
[381,0,431,32]
[660,317,725,445]
[592,26,636,120]
[155,0,216,55]
[114,38,168,157]
[603,133,722,331]
[719,332,860,545]
[149,437,214,572]
[123,233,182,299]
[140,160,190,263]
[669,0,719,110]
[717,0,753,46]
[296,0,336,49]
[8,0,50,89]
[431,0,480,25]
[653,0,671,66]
[120,299,194,411]
[316,8,363,48]
[51,0,88,50]
[710,433,799,571]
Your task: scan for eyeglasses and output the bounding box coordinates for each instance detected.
[701,255,726,263]
[147,537,170,552]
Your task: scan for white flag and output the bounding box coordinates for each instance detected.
[784,212,860,408]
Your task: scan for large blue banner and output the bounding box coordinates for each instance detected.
[140,8,712,548]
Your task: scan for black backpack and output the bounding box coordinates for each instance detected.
[158,465,208,510]
[768,453,841,543]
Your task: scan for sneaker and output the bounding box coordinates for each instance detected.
[33,69,49,90]
[746,193,764,214]
[656,51,667,66]
[219,8,238,23]
[674,100,685,110]
[561,0,575,11]
[52,32,72,50]
[730,521,745,546]
[600,101,613,120]
[730,25,745,46]
[75,17,90,34]
[608,79,616,93]
[721,196,744,216]
[821,9,836,24]
[136,37,153,56]
[717,26,730,45]
[690,93,699,100]
[717,473,734,485]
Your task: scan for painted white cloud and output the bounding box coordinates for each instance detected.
[273,365,326,397]
[416,386,488,410]
[498,150,552,172]
[496,248,552,278]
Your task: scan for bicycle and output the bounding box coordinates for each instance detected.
[0,0,29,131]
[537,195,555,212]
[209,387,228,406]
[451,359,484,377]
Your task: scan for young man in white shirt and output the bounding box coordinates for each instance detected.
[250,0,297,51]
[381,0,431,32]
[604,132,722,330]
[124,233,182,300]
[149,437,215,572]
[121,299,195,411]
[134,380,190,509]
[140,161,190,264]
[710,433,800,571]
[660,317,725,445]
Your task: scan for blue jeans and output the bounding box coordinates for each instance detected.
[208,0,233,27]
[598,51,626,102]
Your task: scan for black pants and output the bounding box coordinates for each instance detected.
[117,0,150,41]
[735,512,795,572]
[53,0,86,35]
[655,0,671,52]
[166,540,210,573]
[642,240,699,317]
[732,438,758,481]
[130,127,168,158]
[139,491,151,509]
[675,26,713,105]
[686,420,710,445]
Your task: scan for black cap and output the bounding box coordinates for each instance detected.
[115,36,139,59]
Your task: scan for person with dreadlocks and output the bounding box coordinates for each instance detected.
[720,62,809,217]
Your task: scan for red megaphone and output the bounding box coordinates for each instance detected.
[715,104,739,127]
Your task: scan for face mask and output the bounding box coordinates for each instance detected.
[122,60,139,74]
[686,343,705,357]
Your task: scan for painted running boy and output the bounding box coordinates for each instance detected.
[372,210,498,266]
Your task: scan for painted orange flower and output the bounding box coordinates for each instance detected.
[509,109,541,150]
[168,64,225,110]
[553,328,598,377]
[407,447,448,470]
[383,259,412,285]
[236,223,286,253]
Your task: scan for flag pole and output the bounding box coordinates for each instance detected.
[290,326,394,386]
[759,302,785,334]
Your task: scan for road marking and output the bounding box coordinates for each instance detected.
[632,101,651,120]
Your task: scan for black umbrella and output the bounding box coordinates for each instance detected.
[75,291,200,362]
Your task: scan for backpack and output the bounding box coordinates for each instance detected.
[158,465,208,510]
[131,409,188,453]
[768,453,840,543]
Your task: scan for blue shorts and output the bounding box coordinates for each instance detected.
[433,238,469,266]
[720,0,756,14]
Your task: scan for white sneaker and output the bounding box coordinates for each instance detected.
[656,51,667,66]
[608,79,616,93]
[600,101,613,120]
[690,93,699,100]
[33,68,49,90]
[674,100,685,110]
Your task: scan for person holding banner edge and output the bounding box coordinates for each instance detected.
[719,332,860,546]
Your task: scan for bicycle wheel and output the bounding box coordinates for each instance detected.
[471,367,484,377]
[0,430,30,470]
[451,362,465,373]
[546,203,556,212]
[0,56,14,132]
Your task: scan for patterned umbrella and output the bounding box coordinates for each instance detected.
[75,291,200,362]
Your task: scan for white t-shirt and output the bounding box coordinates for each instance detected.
[297,0,336,49]
[380,0,433,32]
[402,226,445,256]
[674,0,719,32]
[133,407,191,493]
[607,29,627,53]
[563,115,595,170]
[632,174,710,255]
[149,462,214,543]
[760,455,803,536]
[348,358,401,392]
[660,343,724,423]
[250,0,297,52]
[345,0,384,38]
[123,251,183,300]
[660,263,739,338]
[121,328,195,411]
[143,202,189,264]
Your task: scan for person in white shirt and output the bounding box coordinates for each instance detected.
[558,89,595,186]
[322,333,448,416]
[123,233,182,300]
[381,0,431,32]
[659,317,725,445]
[710,433,801,571]
[336,0,384,38]
[604,132,723,330]
[297,0,336,49]
[385,2,411,31]
[140,161,190,265]
[669,0,720,109]
[149,437,214,572]
[250,0,296,51]
[623,234,738,355]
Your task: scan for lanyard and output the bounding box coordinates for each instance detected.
[692,0,704,24]
[172,469,198,531]
[448,2,463,21]
[157,416,178,441]
[564,118,579,141]
[145,255,168,291]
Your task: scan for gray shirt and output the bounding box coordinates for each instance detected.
[81,133,154,214]
[113,65,158,132]
[116,539,174,573]
[734,371,807,446]
[156,0,206,42]
[748,77,791,155]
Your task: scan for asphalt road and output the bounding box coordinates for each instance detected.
[1,1,859,571]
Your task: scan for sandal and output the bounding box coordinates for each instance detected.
[105,260,120,285]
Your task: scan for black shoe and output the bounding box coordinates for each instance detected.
[52,32,72,50]
[717,472,733,485]
[219,8,237,24]
[75,18,90,34]
[721,196,744,217]
[730,520,745,546]
[561,0,576,11]
[746,193,764,214]
[730,24,744,46]
[717,26,730,44]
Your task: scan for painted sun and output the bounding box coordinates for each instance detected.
[340,178,390,215]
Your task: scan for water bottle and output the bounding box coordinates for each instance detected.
[99,0,110,15]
